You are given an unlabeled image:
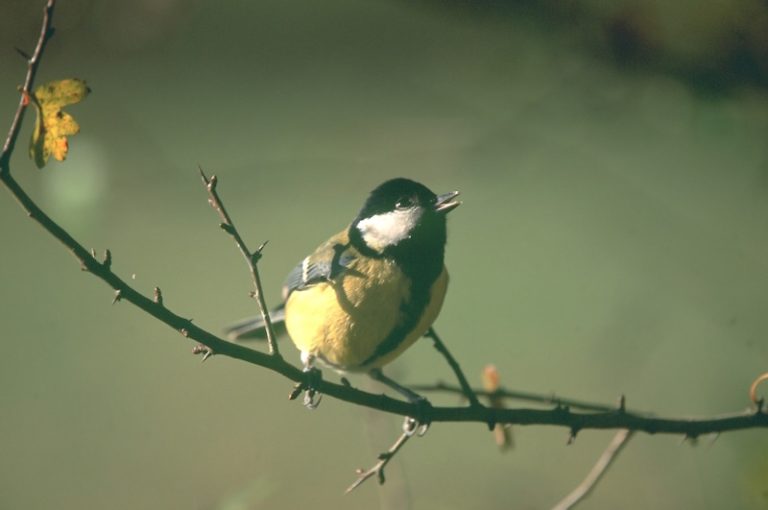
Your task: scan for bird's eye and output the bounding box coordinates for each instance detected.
[395,196,414,210]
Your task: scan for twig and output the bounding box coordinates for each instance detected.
[749,372,768,409]
[552,429,634,510]
[0,0,55,171]
[198,167,281,359]
[425,327,481,407]
[411,381,617,413]
[346,418,418,494]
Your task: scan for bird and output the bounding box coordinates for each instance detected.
[226,178,460,402]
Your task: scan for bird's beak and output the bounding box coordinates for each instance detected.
[434,191,461,214]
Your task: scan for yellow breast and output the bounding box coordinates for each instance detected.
[284,258,449,371]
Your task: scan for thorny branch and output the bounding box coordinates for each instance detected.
[411,381,619,413]
[199,167,281,359]
[0,0,55,171]
[2,0,768,498]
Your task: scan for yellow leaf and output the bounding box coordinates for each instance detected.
[28,78,90,169]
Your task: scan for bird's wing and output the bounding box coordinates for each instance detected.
[226,229,355,341]
[282,228,357,298]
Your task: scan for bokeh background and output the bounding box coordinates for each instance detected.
[2,1,768,509]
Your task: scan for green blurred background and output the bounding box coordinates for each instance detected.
[2,1,768,508]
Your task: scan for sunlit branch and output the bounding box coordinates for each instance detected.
[552,430,634,510]
[199,167,281,359]
[0,0,55,171]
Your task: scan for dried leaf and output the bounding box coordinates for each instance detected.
[28,78,90,169]
[483,364,514,450]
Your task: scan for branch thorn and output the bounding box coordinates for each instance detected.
[198,166,217,191]
[251,241,268,263]
[192,344,213,362]
[681,434,699,446]
[153,286,164,306]
[197,165,209,184]
[111,289,122,305]
[103,249,112,270]
[288,382,303,401]
[14,46,31,60]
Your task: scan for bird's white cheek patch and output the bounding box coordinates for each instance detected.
[357,208,421,253]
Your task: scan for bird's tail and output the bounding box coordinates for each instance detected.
[225,304,287,341]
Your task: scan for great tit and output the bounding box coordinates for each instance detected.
[226,178,460,400]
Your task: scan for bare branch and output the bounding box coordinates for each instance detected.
[425,327,481,407]
[346,418,419,494]
[552,429,634,510]
[0,0,56,172]
[198,166,281,359]
[412,381,618,413]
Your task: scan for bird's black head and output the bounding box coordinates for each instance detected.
[349,178,460,278]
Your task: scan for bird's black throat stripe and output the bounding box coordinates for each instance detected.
[350,221,447,368]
